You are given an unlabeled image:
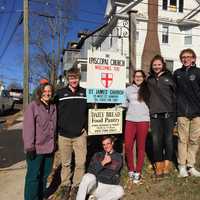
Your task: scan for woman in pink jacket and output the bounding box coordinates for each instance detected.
[23,83,57,200]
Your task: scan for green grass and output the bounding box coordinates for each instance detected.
[121,153,200,200]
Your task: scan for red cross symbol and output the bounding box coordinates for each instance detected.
[101,73,113,88]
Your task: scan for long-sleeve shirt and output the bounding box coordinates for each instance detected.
[122,84,150,122]
[88,151,123,185]
[174,65,200,118]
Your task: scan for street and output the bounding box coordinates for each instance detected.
[0,106,25,200]
[0,103,24,168]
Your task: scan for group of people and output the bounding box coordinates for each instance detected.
[22,48,200,200]
[124,48,200,183]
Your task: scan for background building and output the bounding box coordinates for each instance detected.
[63,0,200,85]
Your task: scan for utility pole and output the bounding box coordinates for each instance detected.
[23,0,29,108]
[141,0,160,73]
[128,10,137,83]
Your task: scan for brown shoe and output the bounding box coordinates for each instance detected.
[70,186,79,200]
[155,162,164,177]
[163,160,171,175]
[59,185,71,200]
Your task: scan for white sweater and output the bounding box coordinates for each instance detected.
[122,84,150,122]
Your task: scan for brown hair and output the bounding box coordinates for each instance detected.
[179,48,197,60]
[133,70,150,104]
[66,67,81,80]
[35,83,54,104]
[150,54,166,74]
[101,135,116,143]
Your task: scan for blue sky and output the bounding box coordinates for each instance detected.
[0,0,107,88]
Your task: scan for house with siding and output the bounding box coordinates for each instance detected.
[63,0,200,85]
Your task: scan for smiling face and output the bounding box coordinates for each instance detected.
[133,71,145,86]
[152,59,164,74]
[41,85,52,103]
[68,75,80,90]
[102,138,114,153]
[181,52,195,67]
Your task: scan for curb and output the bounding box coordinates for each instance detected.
[0,161,26,171]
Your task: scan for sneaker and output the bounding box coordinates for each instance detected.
[188,167,200,177]
[133,172,141,184]
[178,165,188,177]
[70,186,79,200]
[128,171,134,179]
[88,194,97,200]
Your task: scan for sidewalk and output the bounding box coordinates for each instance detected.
[0,166,25,200]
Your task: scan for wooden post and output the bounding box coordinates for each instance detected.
[128,10,137,83]
[23,0,29,108]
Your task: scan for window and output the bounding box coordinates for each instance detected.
[162,25,169,44]
[163,0,168,10]
[136,31,139,40]
[166,60,174,72]
[179,0,184,12]
[170,0,176,6]
[162,0,184,12]
[169,0,177,12]
[184,29,192,45]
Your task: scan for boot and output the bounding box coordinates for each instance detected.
[155,162,164,177]
[163,160,171,175]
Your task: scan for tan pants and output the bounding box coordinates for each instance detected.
[177,117,200,166]
[59,133,87,187]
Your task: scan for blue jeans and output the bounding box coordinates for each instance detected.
[24,153,53,200]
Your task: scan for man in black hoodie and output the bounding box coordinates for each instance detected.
[56,67,88,199]
[174,48,200,177]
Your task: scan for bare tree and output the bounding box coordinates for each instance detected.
[29,0,79,86]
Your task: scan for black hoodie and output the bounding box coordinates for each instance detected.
[147,70,176,115]
[55,85,88,138]
[173,65,200,118]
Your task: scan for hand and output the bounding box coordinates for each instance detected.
[101,153,112,166]
[81,128,87,135]
[26,150,36,160]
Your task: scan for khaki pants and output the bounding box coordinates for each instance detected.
[59,133,87,187]
[177,117,200,166]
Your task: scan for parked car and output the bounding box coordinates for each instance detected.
[9,88,23,103]
[0,90,15,114]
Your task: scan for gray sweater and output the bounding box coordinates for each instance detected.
[122,84,150,122]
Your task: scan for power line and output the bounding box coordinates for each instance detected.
[0,0,16,47]
[0,10,23,14]
[31,11,104,25]
[0,12,23,62]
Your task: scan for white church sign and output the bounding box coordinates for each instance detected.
[86,50,126,103]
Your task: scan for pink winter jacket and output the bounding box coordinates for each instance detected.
[22,100,57,154]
